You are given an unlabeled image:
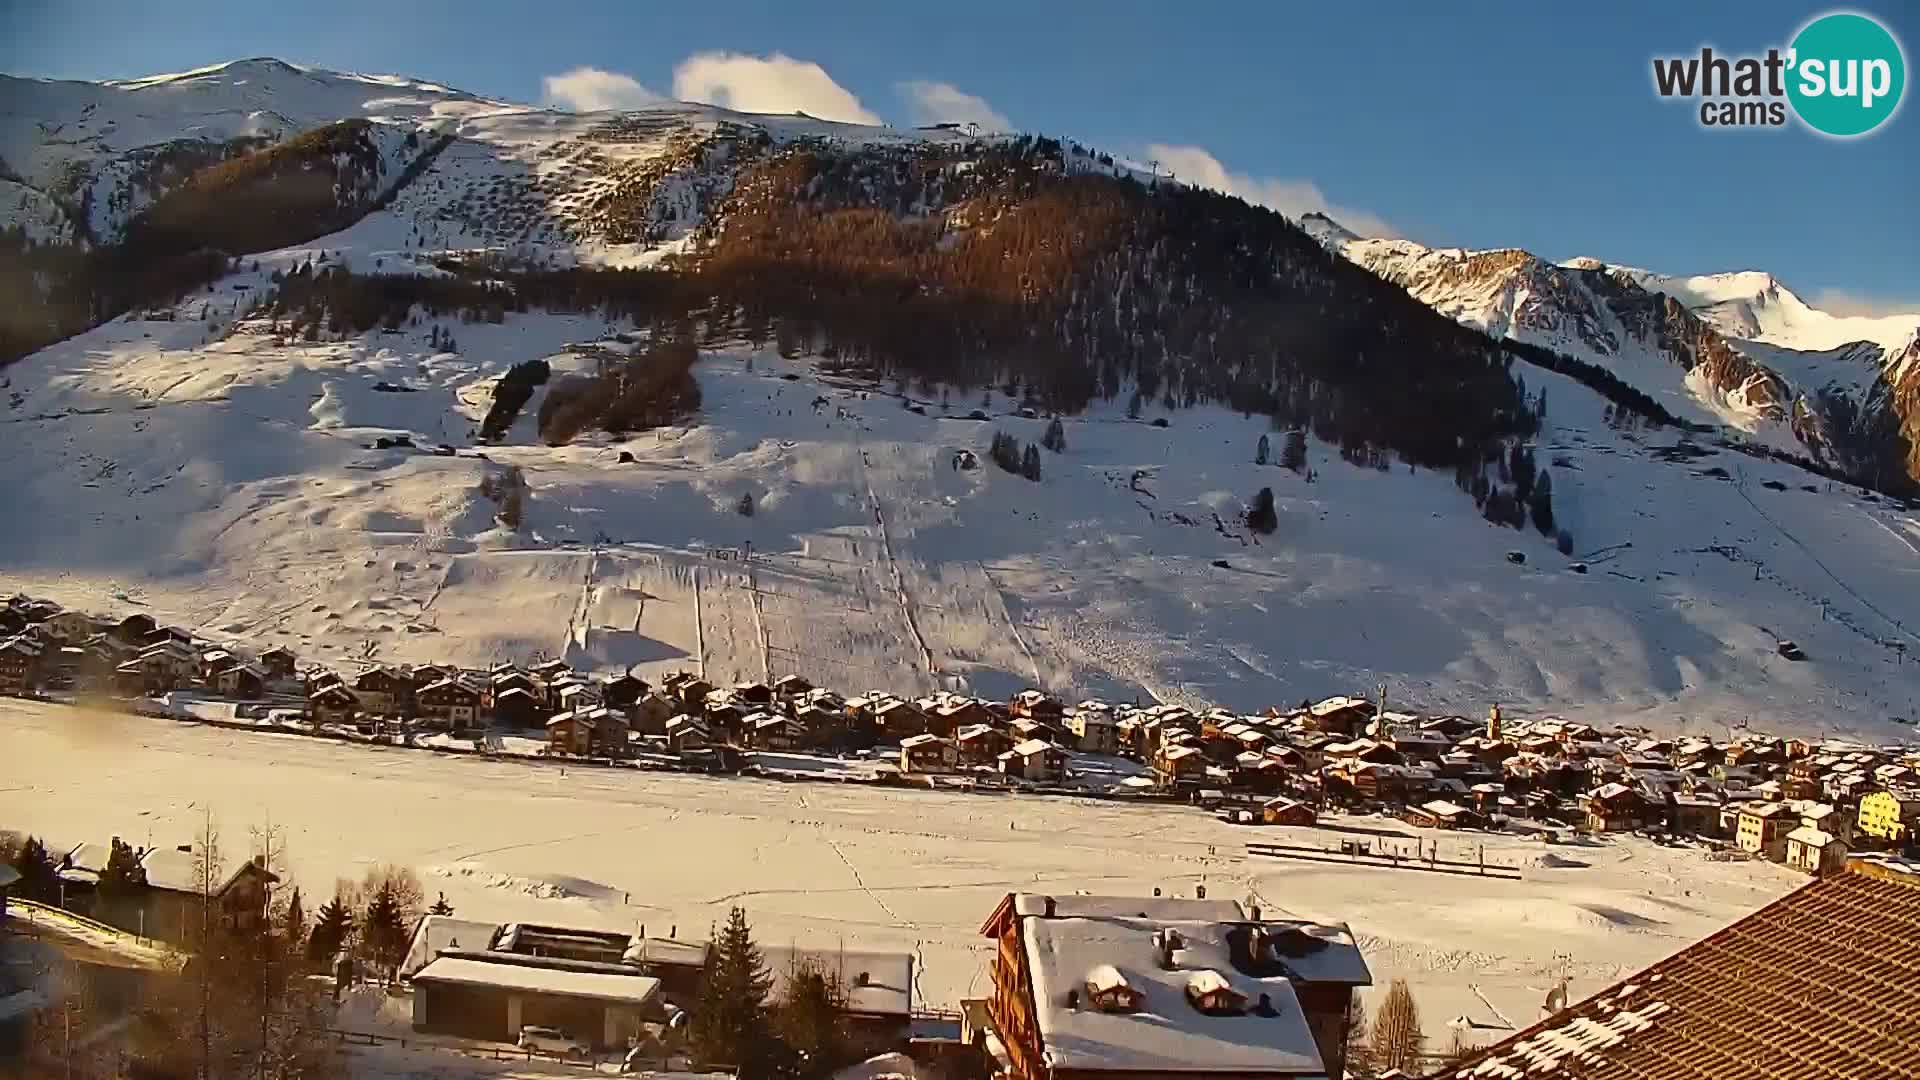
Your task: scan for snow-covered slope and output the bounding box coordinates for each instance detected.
[4,261,1919,740]
[4,58,1919,741]
[0,58,514,241]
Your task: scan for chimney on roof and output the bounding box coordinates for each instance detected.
[1196,884,1207,900]
[1254,992,1277,1017]
[1250,904,1261,921]
[1043,896,1057,917]
[1066,988,1079,1010]
[1153,887,1162,897]
[855,972,870,988]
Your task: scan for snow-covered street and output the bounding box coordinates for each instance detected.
[2,697,1803,1048]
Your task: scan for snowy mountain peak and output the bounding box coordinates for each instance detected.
[1299,211,1360,248]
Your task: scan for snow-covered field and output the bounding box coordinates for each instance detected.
[1,696,1805,1046]
[5,274,1920,735]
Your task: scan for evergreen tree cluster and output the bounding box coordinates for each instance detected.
[990,431,1042,480]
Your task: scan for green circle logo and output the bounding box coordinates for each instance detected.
[1788,12,1906,136]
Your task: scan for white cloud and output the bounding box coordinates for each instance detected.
[1809,288,1920,320]
[1144,143,1396,239]
[896,80,1011,132]
[671,51,880,125]
[541,66,664,112]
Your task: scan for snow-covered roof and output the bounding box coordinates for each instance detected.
[1009,894,1247,922]
[1785,825,1837,847]
[138,846,276,895]
[1013,738,1057,757]
[761,945,913,1017]
[400,915,500,977]
[412,955,661,1006]
[1022,915,1325,1075]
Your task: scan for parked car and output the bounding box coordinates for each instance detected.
[518,1025,590,1059]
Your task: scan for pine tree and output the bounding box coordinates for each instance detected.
[691,906,774,1067]
[362,882,407,980]
[1530,469,1555,535]
[1042,418,1066,453]
[1126,390,1143,419]
[738,492,756,517]
[1281,430,1307,472]
[429,892,454,916]
[1255,433,1270,466]
[307,896,352,967]
[776,957,848,1080]
[1369,978,1425,1074]
[1022,443,1042,480]
[10,835,59,903]
[1246,488,1278,534]
[284,886,306,952]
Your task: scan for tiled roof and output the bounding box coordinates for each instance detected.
[1446,859,1920,1080]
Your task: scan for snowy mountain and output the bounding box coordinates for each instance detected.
[1309,222,1920,493]
[1580,262,1920,354]
[4,58,1920,739]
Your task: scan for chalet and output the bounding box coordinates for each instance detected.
[493,686,543,728]
[352,667,413,716]
[490,669,537,700]
[1325,739,1402,767]
[1736,801,1794,860]
[214,663,266,699]
[1403,800,1481,830]
[1010,689,1065,722]
[874,698,928,738]
[1001,739,1067,783]
[547,706,625,757]
[529,659,571,683]
[729,681,774,707]
[956,723,1013,766]
[748,712,810,751]
[138,844,279,943]
[260,646,298,679]
[1346,762,1415,802]
[1784,826,1847,874]
[665,714,710,751]
[1261,798,1317,827]
[900,733,960,774]
[554,679,599,714]
[1668,793,1722,837]
[628,692,676,735]
[39,610,99,642]
[600,672,649,711]
[136,640,200,688]
[1443,860,1920,1080]
[663,673,714,710]
[1066,707,1122,756]
[110,613,159,647]
[0,636,42,695]
[1156,744,1207,788]
[309,685,358,726]
[771,673,814,697]
[792,704,842,742]
[929,697,997,739]
[417,678,484,732]
[979,891,1371,1080]
[1581,782,1647,833]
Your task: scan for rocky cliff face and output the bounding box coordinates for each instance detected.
[1316,228,1916,494]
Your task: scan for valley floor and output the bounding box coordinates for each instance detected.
[1,696,1804,1053]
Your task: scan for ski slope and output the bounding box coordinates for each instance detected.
[3,262,1919,739]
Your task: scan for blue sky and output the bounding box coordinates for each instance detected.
[5,1,1915,307]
